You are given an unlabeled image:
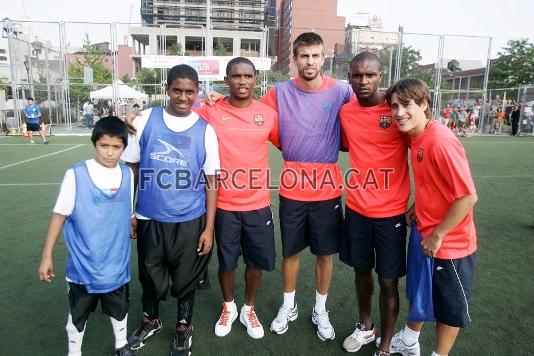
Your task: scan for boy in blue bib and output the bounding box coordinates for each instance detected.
[38,117,135,356]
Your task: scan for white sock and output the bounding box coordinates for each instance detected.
[431,352,442,356]
[66,313,85,356]
[242,304,252,312]
[224,299,237,310]
[110,314,128,349]
[402,325,420,345]
[283,290,295,309]
[314,291,327,313]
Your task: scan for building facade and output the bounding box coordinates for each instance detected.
[141,0,270,30]
[132,0,273,76]
[273,0,345,76]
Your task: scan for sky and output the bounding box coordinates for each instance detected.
[1,0,533,64]
[337,0,534,63]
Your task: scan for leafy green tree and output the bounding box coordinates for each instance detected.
[120,74,132,83]
[489,38,534,89]
[135,68,162,96]
[214,40,228,56]
[68,34,112,104]
[169,42,183,56]
[0,74,11,97]
[264,70,289,86]
[377,46,434,87]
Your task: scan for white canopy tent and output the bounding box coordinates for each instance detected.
[89,85,148,100]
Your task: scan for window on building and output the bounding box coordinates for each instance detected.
[213,37,233,55]
[241,39,260,57]
[185,36,204,56]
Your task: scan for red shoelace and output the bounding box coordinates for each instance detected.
[246,307,261,328]
[218,304,232,325]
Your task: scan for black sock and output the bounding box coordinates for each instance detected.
[176,290,196,326]
[142,293,160,320]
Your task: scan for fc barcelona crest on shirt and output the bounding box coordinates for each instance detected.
[253,114,265,127]
[417,147,424,163]
[379,115,392,129]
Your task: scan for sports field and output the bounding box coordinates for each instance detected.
[1,134,533,355]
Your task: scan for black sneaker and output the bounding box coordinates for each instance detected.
[128,317,162,350]
[171,325,193,356]
[115,344,136,356]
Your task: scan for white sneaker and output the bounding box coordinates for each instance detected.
[270,303,298,335]
[375,330,420,356]
[342,323,375,352]
[239,305,264,339]
[311,307,335,341]
[214,302,238,337]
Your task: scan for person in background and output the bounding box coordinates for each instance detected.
[24,97,48,144]
[441,104,452,127]
[511,105,521,136]
[83,100,95,128]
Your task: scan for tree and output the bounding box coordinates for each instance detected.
[264,70,289,86]
[135,68,162,96]
[489,38,534,89]
[214,40,228,56]
[169,42,183,56]
[0,74,11,97]
[120,74,132,83]
[378,45,434,87]
[68,34,113,104]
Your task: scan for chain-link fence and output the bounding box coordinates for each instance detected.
[1,19,530,135]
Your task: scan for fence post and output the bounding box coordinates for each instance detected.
[480,37,492,133]
[395,26,403,82]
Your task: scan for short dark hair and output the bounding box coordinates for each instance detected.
[28,97,34,101]
[226,57,256,76]
[350,52,381,70]
[292,32,324,58]
[91,116,128,147]
[386,78,432,120]
[167,64,199,87]
[133,103,140,108]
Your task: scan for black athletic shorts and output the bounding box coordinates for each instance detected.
[26,122,41,131]
[340,207,407,279]
[68,282,129,332]
[279,195,343,257]
[136,215,211,301]
[433,254,475,328]
[215,206,275,272]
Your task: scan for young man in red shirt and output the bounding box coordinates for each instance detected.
[384,78,478,356]
[196,57,279,340]
[339,53,410,356]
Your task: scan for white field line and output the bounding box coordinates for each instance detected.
[0,183,60,186]
[0,144,85,170]
[473,174,534,179]
[462,141,534,144]
[0,143,88,146]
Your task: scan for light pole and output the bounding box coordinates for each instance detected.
[2,18,21,126]
[23,55,31,99]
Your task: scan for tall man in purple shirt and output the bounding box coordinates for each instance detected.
[262,32,353,342]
